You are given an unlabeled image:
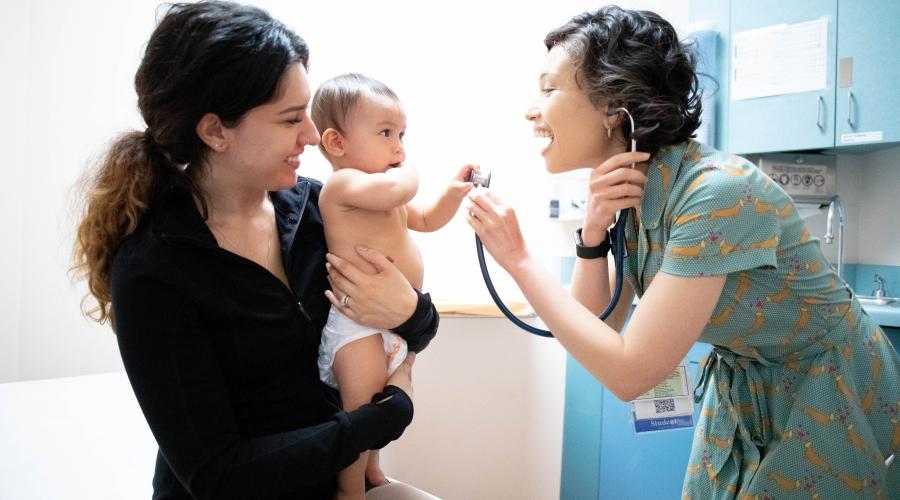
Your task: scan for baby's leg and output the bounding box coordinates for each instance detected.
[333,333,390,500]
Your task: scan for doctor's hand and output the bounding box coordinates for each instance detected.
[583,151,651,244]
[466,187,528,273]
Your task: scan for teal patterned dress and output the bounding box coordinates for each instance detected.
[622,140,900,499]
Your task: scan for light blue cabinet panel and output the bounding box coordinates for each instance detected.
[690,0,732,152]
[834,0,900,149]
[560,302,713,499]
[728,0,838,154]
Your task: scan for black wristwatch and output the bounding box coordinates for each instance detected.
[574,228,611,259]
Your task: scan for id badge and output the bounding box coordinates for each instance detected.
[631,361,695,433]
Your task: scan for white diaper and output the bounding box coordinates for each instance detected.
[318,306,408,389]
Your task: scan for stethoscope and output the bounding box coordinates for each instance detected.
[472,107,637,337]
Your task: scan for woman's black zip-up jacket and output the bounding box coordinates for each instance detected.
[110,176,439,500]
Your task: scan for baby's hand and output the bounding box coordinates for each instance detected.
[448,163,479,199]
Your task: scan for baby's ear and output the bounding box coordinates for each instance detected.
[321,128,345,156]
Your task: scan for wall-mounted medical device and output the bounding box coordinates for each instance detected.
[758,153,837,203]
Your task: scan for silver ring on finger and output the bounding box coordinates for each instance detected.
[340,294,351,308]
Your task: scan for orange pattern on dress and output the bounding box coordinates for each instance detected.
[749,235,779,250]
[766,272,794,303]
[804,259,822,273]
[776,202,794,219]
[719,239,742,255]
[747,313,765,334]
[792,306,809,334]
[721,164,750,177]
[804,441,831,471]
[709,199,746,220]
[862,388,875,413]
[709,306,733,326]
[835,375,858,404]
[846,424,869,452]
[734,273,751,301]
[767,472,801,490]
[658,163,671,192]
[753,198,774,215]
[670,240,706,258]
[674,213,701,226]
[837,472,866,492]
[686,173,705,193]
[803,405,835,425]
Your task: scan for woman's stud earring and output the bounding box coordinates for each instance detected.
[607,127,612,138]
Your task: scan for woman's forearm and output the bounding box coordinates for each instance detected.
[507,252,642,399]
[571,256,612,315]
[392,289,439,353]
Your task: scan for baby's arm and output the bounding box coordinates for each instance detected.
[407,164,477,232]
[326,166,419,211]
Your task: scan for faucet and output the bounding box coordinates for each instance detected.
[823,196,844,280]
[873,274,886,299]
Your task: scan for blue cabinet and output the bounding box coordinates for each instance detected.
[834,0,900,148]
[560,307,713,499]
[727,0,838,154]
[721,0,900,154]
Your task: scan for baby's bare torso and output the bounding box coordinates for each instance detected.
[321,202,424,290]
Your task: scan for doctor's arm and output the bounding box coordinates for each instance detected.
[570,253,635,333]
[467,189,725,401]
[570,152,647,332]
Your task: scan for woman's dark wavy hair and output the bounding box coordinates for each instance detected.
[72,1,309,325]
[545,5,702,155]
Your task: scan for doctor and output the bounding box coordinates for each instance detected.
[467,6,899,498]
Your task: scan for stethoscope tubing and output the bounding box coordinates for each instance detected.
[475,209,628,337]
[475,106,636,337]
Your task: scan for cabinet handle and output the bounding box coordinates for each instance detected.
[847,91,855,128]
[816,95,825,130]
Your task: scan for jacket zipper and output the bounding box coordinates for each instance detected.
[296,300,312,321]
[161,180,318,323]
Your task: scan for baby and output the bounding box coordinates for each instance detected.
[311,73,475,499]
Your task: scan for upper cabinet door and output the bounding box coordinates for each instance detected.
[728,0,837,154]
[835,0,900,148]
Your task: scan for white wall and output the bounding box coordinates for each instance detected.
[1,0,688,384]
[796,147,900,270]
[1,1,686,498]
[854,147,900,266]
[0,1,29,384]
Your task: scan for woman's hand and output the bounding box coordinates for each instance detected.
[386,351,415,399]
[325,246,417,330]
[582,151,651,244]
[465,187,528,273]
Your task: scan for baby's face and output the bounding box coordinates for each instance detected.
[340,94,407,174]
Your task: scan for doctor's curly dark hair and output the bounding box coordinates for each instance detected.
[545,5,703,155]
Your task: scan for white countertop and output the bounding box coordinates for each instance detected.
[0,372,156,500]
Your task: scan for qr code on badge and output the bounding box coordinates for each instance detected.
[654,398,676,414]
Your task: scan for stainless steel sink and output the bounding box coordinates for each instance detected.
[857,295,898,307]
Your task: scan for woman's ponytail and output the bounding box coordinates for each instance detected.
[72,130,162,325]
